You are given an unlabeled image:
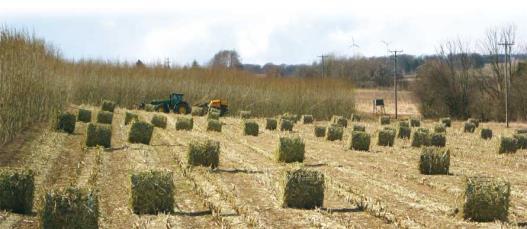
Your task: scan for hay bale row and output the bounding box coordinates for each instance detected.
[128,121,154,145]
[434,124,446,133]
[266,118,277,130]
[280,119,294,131]
[468,118,480,128]
[77,109,92,123]
[274,137,305,163]
[331,115,348,127]
[206,119,222,132]
[97,111,113,124]
[191,106,205,116]
[101,100,116,112]
[282,113,299,123]
[378,128,395,147]
[41,187,99,229]
[513,134,527,149]
[207,109,220,120]
[130,170,174,214]
[411,128,431,147]
[379,116,390,125]
[464,122,476,133]
[352,124,366,132]
[430,133,446,147]
[302,115,314,124]
[125,112,139,125]
[0,169,34,214]
[398,126,411,139]
[314,126,326,137]
[187,140,220,169]
[348,131,371,151]
[151,114,167,129]
[243,120,259,136]
[410,118,421,127]
[463,177,510,222]
[419,147,450,175]
[480,128,493,140]
[86,123,112,148]
[325,125,343,141]
[280,169,324,209]
[440,117,451,127]
[56,112,76,134]
[498,137,518,154]
[176,117,193,130]
[239,110,252,119]
[350,114,361,121]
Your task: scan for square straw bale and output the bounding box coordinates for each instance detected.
[352,124,366,132]
[125,112,138,125]
[379,116,390,125]
[0,169,34,214]
[430,133,446,147]
[325,125,343,141]
[314,126,326,137]
[348,131,371,151]
[175,117,193,130]
[151,114,167,129]
[279,119,294,131]
[302,115,314,124]
[101,100,116,112]
[480,128,493,140]
[86,123,112,148]
[206,119,222,132]
[419,147,450,175]
[77,109,92,123]
[266,118,277,130]
[96,111,113,124]
[128,121,154,145]
[187,140,220,169]
[243,120,259,136]
[378,128,396,147]
[56,112,76,134]
[239,110,252,119]
[274,137,305,163]
[131,170,174,214]
[498,136,518,154]
[280,169,324,209]
[513,134,527,149]
[40,187,99,229]
[331,115,348,127]
[463,177,510,222]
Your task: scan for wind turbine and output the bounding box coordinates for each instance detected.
[349,37,360,57]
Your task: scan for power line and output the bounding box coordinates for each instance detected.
[389,49,403,119]
[318,54,329,78]
[498,42,514,128]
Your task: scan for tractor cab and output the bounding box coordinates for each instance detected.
[170,93,184,105]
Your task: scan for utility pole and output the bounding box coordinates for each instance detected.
[389,49,403,119]
[318,54,329,78]
[498,42,514,128]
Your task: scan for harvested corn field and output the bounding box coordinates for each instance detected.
[1,105,527,228]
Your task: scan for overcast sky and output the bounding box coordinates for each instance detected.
[1,0,526,65]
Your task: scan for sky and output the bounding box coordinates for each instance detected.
[0,0,526,65]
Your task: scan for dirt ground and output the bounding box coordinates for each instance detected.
[0,105,526,228]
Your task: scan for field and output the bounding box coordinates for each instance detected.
[1,104,526,228]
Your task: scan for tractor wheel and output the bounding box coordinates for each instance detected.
[175,102,191,114]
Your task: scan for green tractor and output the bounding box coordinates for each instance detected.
[140,93,191,114]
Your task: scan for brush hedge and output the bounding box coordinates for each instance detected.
[419,147,450,175]
[41,187,99,229]
[410,118,421,127]
[480,128,493,140]
[434,124,446,133]
[440,117,451,127]
[430,133,446,147]
[411,129,431,147]
[131,170,174,214]
[86,123,112,148]
[266,118,277,130]
[56,112,76,134]
[331,115,348,127]
[125,112,139,125]
[513,134,527,149]
[243,120,259,136]
[176,117,193,130]
[206,119,222,132]
[96,111,113,124]
[302,115,314,124]
[0,169,34,214]
[464,122,476,133]
[101,100,116,112]
[77,109,92,123]
[350,114,361,121]
[239,110,252,119]
[275,137,305,163]
[352,124,366,132]
[498,137,518,154]
[191,106,205,116]
[378,128,396,147]
[314,126,326,137]
[348,131,371,151]
[187,140,220,169]
[325,125,343,141]
[128,121,154,145]
[379,116,390,125]
[280,119,294,131]
[151,114,167,129]
[280,169,324,209]
[398,126,411,139]
[468,118,480,128]
[463,177,510,222]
